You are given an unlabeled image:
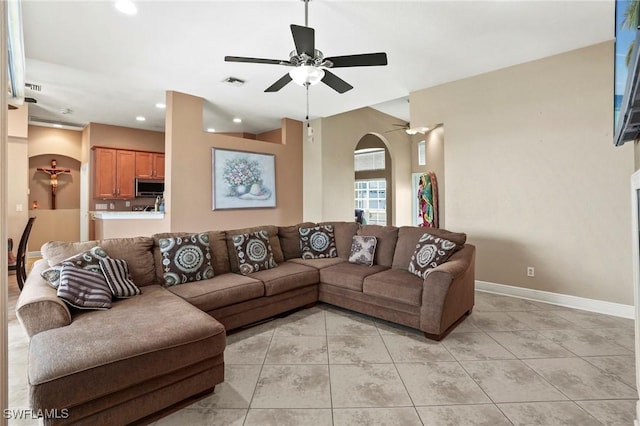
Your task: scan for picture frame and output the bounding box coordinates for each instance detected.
[211,148,276,210]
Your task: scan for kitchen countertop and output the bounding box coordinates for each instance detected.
[92,211,165,220]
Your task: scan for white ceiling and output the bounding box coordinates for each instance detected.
[21,0,613,134]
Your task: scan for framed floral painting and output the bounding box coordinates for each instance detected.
[211,148,276,210]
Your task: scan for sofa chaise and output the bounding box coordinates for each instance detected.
[16,221,475,425]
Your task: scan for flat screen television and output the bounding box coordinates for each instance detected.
[615,0,640,146]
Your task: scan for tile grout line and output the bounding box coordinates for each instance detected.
[375,320,425,425]
[241,323,277,426]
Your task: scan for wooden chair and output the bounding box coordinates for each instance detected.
[16,217,36,291]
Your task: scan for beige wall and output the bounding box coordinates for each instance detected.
[28,209,80,251]
[87,123,164,152]
[410,41,635,305]
[7,137,28,251]
[303,108,413,226]
[29,125,82,160]
[303,118,324,223]
[8,103,28,138]
[7,106,29,251]
[165,91,303,232]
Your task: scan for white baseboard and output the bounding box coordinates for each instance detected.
[475,280,635,320]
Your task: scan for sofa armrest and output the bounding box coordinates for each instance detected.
[420,244,475,336]
[16,259,72,338]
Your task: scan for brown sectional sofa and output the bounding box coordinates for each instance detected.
[16,221,475,425]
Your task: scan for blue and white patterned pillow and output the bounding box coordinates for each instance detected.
[299,225,338,259]
[408,233,457,279]
[232,231,278,275]
[159,233,214,286]
[41,246,109,289]
[348,235,377,266]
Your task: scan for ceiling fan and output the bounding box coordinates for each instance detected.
[385,122,431,135]
[224,0,388,94]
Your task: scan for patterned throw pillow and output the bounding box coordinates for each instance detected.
[159,233,214,286]
[408,233,457,279]
[232,231,278,275]
[299,225,338,259]
[348,235,377,266]
[56,265,112,310]
[41,246,109,288]
[99,257,141,298]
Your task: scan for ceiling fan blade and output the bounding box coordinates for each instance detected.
[225,56,289,65]
[321,70,353,94]
[325,53,388,68]
[265,73,293,92]
[290,24,315,57]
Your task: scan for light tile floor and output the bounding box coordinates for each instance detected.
[7,280,638,425]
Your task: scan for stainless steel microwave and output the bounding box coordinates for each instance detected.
[135,178,164,198]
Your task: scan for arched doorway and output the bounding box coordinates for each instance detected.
[354,134,392,225]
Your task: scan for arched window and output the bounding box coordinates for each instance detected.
[354,135,392,225]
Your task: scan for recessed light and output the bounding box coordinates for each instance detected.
[233,118,242,123]
[136,116,146,121]
[115,0,137,15]
[155,103,166,109]
[53,124,63,128]
[207,128,216,133]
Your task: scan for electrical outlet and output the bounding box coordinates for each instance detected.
[96,203,108,210]
[125,201,131,207]
[16,204,23,212]
[527,267,535,277]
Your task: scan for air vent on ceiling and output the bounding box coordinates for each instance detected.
[223,76,246,86]
[25,82,41,92]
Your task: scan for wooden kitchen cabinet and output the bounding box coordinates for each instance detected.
[135,152,165,179]
[93,148,136,199]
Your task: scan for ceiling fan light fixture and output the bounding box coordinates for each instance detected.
[289,65,325,86]
[406,126,430,135]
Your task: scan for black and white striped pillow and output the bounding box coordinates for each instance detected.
[57,265,112,310]
[99,257,141,298]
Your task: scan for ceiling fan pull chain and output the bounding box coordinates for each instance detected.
[306,83,310,124]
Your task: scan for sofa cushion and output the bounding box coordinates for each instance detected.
[226,225,284,273]
[99,257,141,298]
[363,269,424,306]
[408,233,458,279]
[100,237,157,287]
[232,230,278,275]
[41,240,99,266]
[167,273,264,312]
[57,265,112,310]
[159,233,214,286]
[278,222,316,260]
[348,235,377,266]
[319,221,358,259]
[288,257,346,270]
[28,285,226,411]
[41,246,109,288]
[320,263,389,291]
[250,261,319,296]
[392,226,467,270]
[300,225,338,259]
[357,225,398,267]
